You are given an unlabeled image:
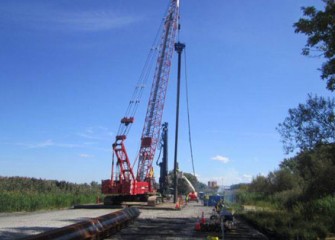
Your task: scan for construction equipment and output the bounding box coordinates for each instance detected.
[23,207,140,240]
[102,0,181,205]
[182,174,199,202]
[203,195,224,206]
[156,122,170,198]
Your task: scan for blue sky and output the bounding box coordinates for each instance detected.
[0,0,331,186]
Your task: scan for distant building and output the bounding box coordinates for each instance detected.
[208,181,218,188]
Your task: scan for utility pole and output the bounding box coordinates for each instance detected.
[173,42,185,204]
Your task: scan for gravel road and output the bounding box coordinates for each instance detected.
[0,208,119,239]
[111,202,268,240]
[111,202,215,240]
[0,201,268,240]
[0,202,212,239]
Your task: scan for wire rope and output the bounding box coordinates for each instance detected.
[183,48,196,177]
[116,12,166,137]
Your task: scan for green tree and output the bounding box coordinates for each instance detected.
[306,165,335,199]
[277,94,335,153]
[167,171,206,195]
[279,157,299,174]
[268,169,301,193]
[197,182,208,192]
[177,172,200,195]
[279,144,335,200]
[248,175,269,194]
[294,2,335,90]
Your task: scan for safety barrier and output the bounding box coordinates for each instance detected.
[23,207,140,240]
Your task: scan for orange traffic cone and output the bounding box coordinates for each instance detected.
[201,211,206,224]
[195,222,201,231]
[175,202,180,209]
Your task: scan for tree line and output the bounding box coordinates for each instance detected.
[0,173,208,213]
[237,144,335,239]
[0,176,101,212]
[0,176,100,194]
[167,171,209,195]
[235,1,335,239]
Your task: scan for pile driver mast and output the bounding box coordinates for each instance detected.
[157,122,169,197]
[102,0,181,204]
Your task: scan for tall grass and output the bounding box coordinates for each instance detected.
[0,177,102,212]
[0,192,99,212]
[236,192,335,239]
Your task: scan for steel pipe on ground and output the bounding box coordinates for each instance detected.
[23,207,140,240]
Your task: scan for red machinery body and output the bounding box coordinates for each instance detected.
[102,0,180,201]
[188,191,199,202]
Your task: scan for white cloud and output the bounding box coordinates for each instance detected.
[25,139,54,149]
[211,155,230,163]
[18,139,81,149]
[199,169,253,186]
[57,11,138,32]
[242,174,253,182]
[0,2,140,33]
[79,153,94,158]
[77,126,114,140]
[10,137,111,152]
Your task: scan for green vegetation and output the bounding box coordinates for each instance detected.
[294,1,335,91]
[235,144,335,239]
[168,171,210,195]
[232,2,335,238]
[0,177,102,212]
[277,94,335,154]
[234,3,335,236]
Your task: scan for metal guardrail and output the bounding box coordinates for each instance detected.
[22,207,140,240]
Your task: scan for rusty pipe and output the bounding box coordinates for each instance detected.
[95,207,140,237]
[22,207,140,240]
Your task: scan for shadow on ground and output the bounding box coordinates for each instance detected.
[0,226,55,240]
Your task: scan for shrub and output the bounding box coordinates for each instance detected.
[0,177,102,212]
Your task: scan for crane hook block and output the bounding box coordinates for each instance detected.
[121,117,134,126]
[116,135,127,141]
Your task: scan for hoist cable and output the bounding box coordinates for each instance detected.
[183,48,196,177]
[116,14,166,137]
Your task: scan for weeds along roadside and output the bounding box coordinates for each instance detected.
[0,176,103,212]
[233,192,335,239]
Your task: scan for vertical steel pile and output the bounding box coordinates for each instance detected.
[22,207,140,240]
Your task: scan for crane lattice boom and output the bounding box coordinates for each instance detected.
[137,0,180,182]
[102,0,180,197]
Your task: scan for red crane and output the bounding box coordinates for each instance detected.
[102,0,180,204]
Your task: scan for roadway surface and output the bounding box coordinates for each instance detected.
[111,202,268,239]
[0,201,268,239]
[0,208,116,239]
